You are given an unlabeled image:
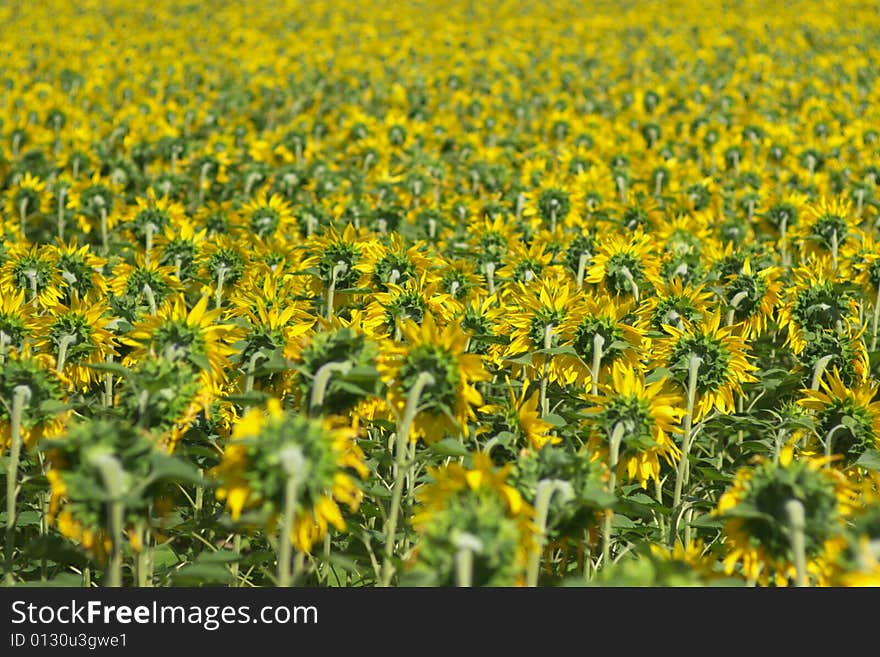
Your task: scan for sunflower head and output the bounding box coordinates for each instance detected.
[407,453,535,586]
[211,399,366,553]
[378,313,489,444]
[1,351,65,449]
[716,452,856,586]
[40,417,200,563]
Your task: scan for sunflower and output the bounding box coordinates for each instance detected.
[235,192,297,240]
[651,311,758,420]
[558,293,643,388]
[719,258,783,337]
[477,381,558,451]
[362,275,453,340]
[357,232,432,293]
[0,349,66,449]
[121,294,242,386]
[408,453,535,586]
[797,371,880,468]
[796,197,857,266]
[635,278,714,337]
[155,220,207,282]
[583,363,685,488]
[500,277,578,385]
[495,240,563,286]
[585,229,660,302]
[0,288,40,359]
[777,258,861,354]
[35,293,117,391]
[211,399,367,553]
[716,449,857,586]
[377,312,489,444]
[3,172,47,235]
[0,243,62,308]
[123,188,187,257]
[48,239,108,302]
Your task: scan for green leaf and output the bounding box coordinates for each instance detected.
[429,438,470,457]
[224,391,269,405]
[542,413,567,427]
[856,449,880,471]
[85,361,131,377]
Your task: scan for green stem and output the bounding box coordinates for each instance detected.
[810,354,835,391]
[484,262,496,296]
[103,354,114,407]
[785,499,808,587]
[215,267,227,310]
[527,479,571,586]
[142,283,157,316]
[144,223,156,266]
[780,214,789,269]
[4,386,32,586]
[672,355,702,525]
[310,361,352,416]
[602,423,624,568]
[576,252,589,289]
[591,333,604,397]
[277,447,305,587]
[55,333,77,374]
[871,280,880,352]
[92,453,126,588]
[100,207,109,254]
[726,291,750,327]
[453,533,481,588]
[19,198,28,239]
[57,188,66,241]
[380,372,435,587]
[326,262,347,320]
[539,324,553,417]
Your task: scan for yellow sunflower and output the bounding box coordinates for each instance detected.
[651,311,758,420]
[377,313,489,444]
[583,363,685,488]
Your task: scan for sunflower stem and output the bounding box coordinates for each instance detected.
[277,447,306,587]
[726,290,750,327]
[309,361,352,416]
[483,261,496,296]
[785,499,808,587]
[100,207,109,254]
[380,371,435,587]
[602,423,625,568]
[453,533,481,587]
[779,214,790,269]
[144,223,156,266]
[527,479,571,586]
[214,266,227,310]
[672,355,702,530]
[326,262,347,320]
[55,333,77,374]
[198,162,212,204]
[810,354,835,390]
[619,266,639,303]
[871,279,880,352]
[103,354,114,407]
[4,385,31,586]
[539,323,554,417]
[57,187,66,241]
[19,198,29,238]
[142,283,158,316]
[576,252,589,289]
[831,229,839,271]
[91,453,126,588]
[590,333,605,396]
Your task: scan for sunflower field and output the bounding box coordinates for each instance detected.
[2,0,880,589]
